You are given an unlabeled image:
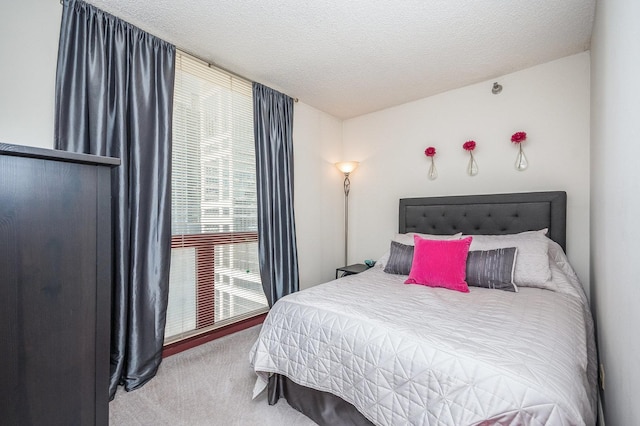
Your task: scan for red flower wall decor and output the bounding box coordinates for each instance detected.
[511,131,528,170]
[462,140,476,151]
[424,146,437,180]
[511,131,527,144]
[462,140,478,176]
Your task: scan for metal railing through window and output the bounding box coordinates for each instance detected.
[164,231,267,345]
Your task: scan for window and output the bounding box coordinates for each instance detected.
[165,52,268,345]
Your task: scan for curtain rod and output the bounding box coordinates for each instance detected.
[177,50,299,103]
[58,0,299,103]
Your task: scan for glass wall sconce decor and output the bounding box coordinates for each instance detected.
[462,140,478,176]
[424,147,437,180]
[511,131,528,171]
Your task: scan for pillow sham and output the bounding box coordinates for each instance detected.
[393,232,462,246]
[467,229,550,288]
[383,241,414,275]
[405,236,473,293]
[377,232,462,268]
[466,247,518,292]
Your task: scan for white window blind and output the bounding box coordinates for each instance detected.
[165,51,268,344]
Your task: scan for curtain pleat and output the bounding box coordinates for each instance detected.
[54,0,175,398]
[253,83,299,306]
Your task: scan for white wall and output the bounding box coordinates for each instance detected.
[292,103,345,289]
[343,53,591,293]
[590,0,640,423]
[0,0,61,149]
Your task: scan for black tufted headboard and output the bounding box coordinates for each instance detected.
[399,191,567,252]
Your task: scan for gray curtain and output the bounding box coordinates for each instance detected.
[54,0,175,398]
[253,83,299,306]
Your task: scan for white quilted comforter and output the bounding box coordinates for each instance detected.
[250,242,597,425]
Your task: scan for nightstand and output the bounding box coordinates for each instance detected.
[336,263,370,279]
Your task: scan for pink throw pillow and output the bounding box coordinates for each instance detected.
[404,235,473,293]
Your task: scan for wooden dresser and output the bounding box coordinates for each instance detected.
[0,143,119,425]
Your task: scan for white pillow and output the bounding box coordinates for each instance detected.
[393,232,463,246]
[466,229,551,288]
[377,232,463,267]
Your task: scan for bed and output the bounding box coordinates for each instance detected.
[250,191,597,425]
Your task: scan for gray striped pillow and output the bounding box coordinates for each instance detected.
[466,247,518,291]
[383,241,414,275]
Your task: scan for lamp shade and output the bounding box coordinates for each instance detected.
[335,161,359,174]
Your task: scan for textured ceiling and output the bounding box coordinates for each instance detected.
[86,0,595,119]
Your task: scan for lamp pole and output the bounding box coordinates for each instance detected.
[343,171,351,266]
[334,161,358,267]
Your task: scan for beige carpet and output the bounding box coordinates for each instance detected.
[109,325,316,425]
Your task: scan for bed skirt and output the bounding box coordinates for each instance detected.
[268,374,373,426]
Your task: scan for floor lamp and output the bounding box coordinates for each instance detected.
[335,161,359,266]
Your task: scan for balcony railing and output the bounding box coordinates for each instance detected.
[166,231,267,344]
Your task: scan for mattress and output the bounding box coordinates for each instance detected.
[250,241,597,425]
